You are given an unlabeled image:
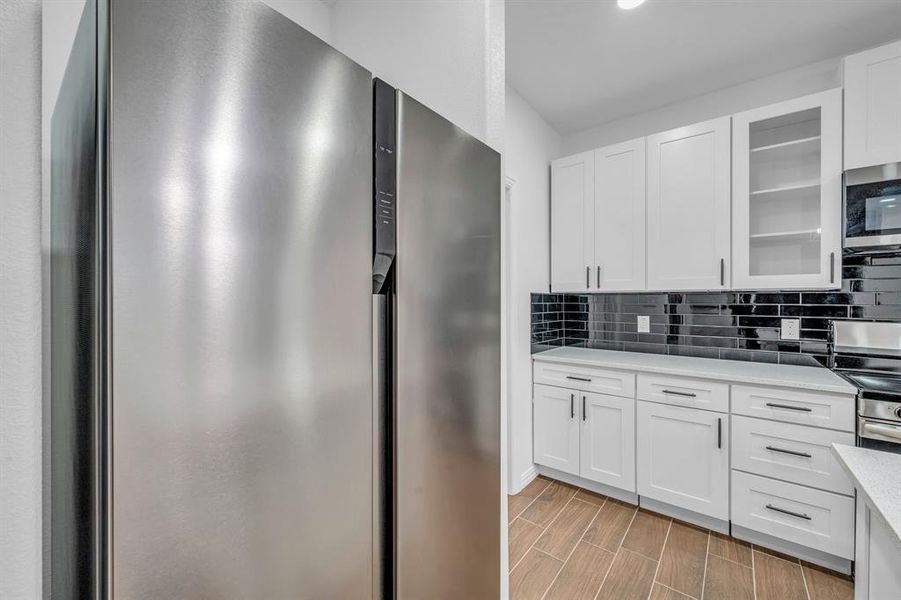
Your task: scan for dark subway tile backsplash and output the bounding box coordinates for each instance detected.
[531,251,901,366]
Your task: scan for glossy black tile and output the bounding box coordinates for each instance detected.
[531,251,901,366]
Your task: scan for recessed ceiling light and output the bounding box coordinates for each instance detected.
[617,0,647,9]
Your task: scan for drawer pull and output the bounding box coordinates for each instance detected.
[662,389,697,398]
[765,504,812,521]
[566,375,592,382]
[765,402,812,412]
[765,445,812,458]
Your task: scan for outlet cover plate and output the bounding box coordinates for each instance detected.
[781,319,800,341]
[637,315,650,333]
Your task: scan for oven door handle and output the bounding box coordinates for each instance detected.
[861,421,901,442]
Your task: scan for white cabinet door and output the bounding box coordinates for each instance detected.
[551,152,594,292]
[594,138,646,291]
[647,117,731,291]
[533,384,580,475]
[845,40,901,169]
[580,392,636,492]
[637,401,729,520]
[732,89,842,290]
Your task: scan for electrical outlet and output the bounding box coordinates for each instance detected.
[781,318,800,341]
[637,315,650,333]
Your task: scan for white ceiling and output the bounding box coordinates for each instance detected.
[507,0,901,135]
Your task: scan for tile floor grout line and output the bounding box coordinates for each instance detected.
[539,501,603,600]
[646,519,673,600]
[591,546,621,600]
[657,582,700,600]
[699,530,711,600]
[509,485,572,579]
[752,546,803,567]
[538,493,579,542]
[592,507,642,600]
[509,478,553,523]
[799,560,812,600]
[509,511,553,574]
[708,551,752,569]
[519,515,546,528]
[751,543,758,600]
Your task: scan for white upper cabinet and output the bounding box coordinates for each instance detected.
[647,117,732,291]
[551,152,594,292]
[732,89,842,290]
[594,139,646,291]
[844,40,901,169]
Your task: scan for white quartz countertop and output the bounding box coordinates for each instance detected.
[532,347,857,394]
[832,444,901,551]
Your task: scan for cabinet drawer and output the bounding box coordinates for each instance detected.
[731,416,855,495]
[731,385,855,432]
[637,373,729,413]
[731,470,854,559]
[533,360,635,397]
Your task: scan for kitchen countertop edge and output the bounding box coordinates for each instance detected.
[832,443,901,553]
[532,347,857,394]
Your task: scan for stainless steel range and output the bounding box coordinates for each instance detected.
[833,321,901,453]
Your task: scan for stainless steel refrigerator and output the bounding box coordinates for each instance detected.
[48,1,500,598]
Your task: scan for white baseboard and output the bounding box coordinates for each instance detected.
[510,465,538,495]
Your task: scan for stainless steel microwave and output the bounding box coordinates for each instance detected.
[845,162,901,250]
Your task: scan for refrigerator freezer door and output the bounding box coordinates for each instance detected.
[395,93,502,599]
[109,2,373,597]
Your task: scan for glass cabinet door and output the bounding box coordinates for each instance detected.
[732,89,842,290]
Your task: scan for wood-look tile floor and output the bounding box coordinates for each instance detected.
[508,476,854,600]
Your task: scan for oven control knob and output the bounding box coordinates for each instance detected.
[896,406,901,419]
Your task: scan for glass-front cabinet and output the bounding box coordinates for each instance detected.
[731,89,843,290]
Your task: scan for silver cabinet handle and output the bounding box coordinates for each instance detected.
[765,504,811,520]
[765,445,812,458]
[720,258,725,286]
[717,417,722,449]
[830,252,835,284]
[566,375,592,382]
[765,402,812,412]
[662,389,697,398]
[586,266,590,288]
[596,266,600,288]
[582,396,586,422]
[570,393,574,419]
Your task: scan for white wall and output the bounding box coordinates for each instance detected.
[1,1,43,599]
[561,56,843,155]
[504,85,561,493]
[261,0,332,43]
[331,0,504,151]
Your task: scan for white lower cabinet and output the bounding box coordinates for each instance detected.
[731,470,854,559]
[731,415,855,495]
[533,384,580,476]
[533,381,636,492]
[637,401,729,520]
[580,392,635,491]
[855,499,901,600]
[533,355,858,567]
